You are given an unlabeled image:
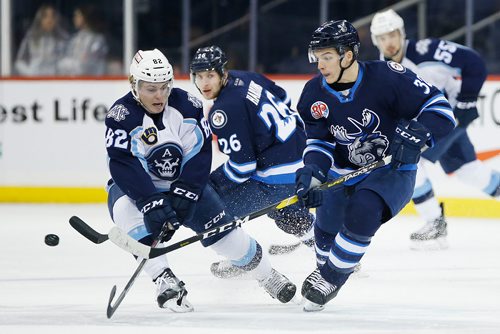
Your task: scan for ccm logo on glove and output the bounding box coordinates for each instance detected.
[140,198,166,213]
[172,187,199,201]
[394,127,428,144]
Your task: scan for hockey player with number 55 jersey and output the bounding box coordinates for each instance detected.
[370,9,500,249]
[295,20,455,312]
[105,49,297,313]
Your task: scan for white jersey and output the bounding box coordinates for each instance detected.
[105,88,212,200]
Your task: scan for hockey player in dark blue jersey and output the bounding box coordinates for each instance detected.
[189,46,316,276]
[295,20,455,312]
[105,49,297,312]
[370,9,500,249]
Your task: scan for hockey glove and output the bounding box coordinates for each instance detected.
[295,164,327,208]
[391,120,431,169]
[454,95,479,128]
[136,193,180,242]
[168,181,201,223]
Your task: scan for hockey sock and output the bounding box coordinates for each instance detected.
[454,160,499,196]
[313,224,336,267]
[321,227,371,287]
[210,227,272,279]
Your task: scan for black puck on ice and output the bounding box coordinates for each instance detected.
[45,234,60,246]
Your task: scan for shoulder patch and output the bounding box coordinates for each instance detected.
[310,101,329,119]
[387,61,406,73]
[210,109,228,129]
[107,104,129,122]
[415,39,432,55]
[187,92,203,108]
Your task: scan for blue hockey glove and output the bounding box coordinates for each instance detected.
[295,164,327,208]
[391,120,431,169]
[454,95,479,128]
[136,193,180,242]
[168,181,200,223]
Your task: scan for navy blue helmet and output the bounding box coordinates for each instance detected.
[190,45,228,77]
[308,20,360,62]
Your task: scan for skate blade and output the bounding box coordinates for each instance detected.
[303,300,325,312]
[162,298,194,313]
[410,237,449,251]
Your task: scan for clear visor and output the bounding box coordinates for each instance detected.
[308,47,319,63]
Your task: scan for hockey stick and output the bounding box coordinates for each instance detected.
[106,226,169,319]
[105,155,392,259]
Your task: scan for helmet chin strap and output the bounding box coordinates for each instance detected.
[333,54,355,84]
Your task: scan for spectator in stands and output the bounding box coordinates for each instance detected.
[14,4,69,76]
[59,5,108,76]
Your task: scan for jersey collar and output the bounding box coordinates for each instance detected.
[321,63,364,103]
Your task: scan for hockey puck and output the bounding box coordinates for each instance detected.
[45,234,60,246]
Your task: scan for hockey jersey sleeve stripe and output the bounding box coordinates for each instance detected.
[306,138,336,149]
[251,160,304,184]
[227,159,257,174]
[418,94,456,125]
[180,119,205,165]
[421,106,456,124]
[223,162,251,183]
[255,159,303,177]
[303,146,334,164]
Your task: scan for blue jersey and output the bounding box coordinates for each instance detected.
[105,88,212,200]
[297,60,455,184]
[209,70,306,184]
[396,38,487,103]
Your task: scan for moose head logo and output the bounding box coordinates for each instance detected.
[331,109,389,166]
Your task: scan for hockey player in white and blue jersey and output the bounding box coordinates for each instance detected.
[105,49,297,312]
[370,9,500,248]
[295,20,455,312]
[189,46,316,277]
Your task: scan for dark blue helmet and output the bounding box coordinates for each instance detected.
[190,45,228,77]
[308,20,360,62]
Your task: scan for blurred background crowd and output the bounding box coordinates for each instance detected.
[3,0,500,77]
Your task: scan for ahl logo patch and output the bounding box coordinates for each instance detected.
[387,61,406,73]
[210,110,227,129]
[107,104,129,122]
[310,101,329,119]
[146,143,183,180]
[141,127,158,145]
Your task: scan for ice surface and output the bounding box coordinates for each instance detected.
[1,204,499,334]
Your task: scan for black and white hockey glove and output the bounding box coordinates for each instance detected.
[454,95,479,128]
[136,193,180,242]
[391,120,431,169]
[168,182,201,223]
[295,164,327,208]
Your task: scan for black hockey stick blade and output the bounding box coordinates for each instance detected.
[268,241,302,255]
[106,285,117,318]
[107,156,392,260]
[69,216,109,244]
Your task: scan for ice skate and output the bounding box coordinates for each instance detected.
[410,203,448,250]
[303,276,340,312]
[258,268,297,303]
[301,268,321,297]
[302,264,364,298]
[154,268,194,313]
[210,260,248,279]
